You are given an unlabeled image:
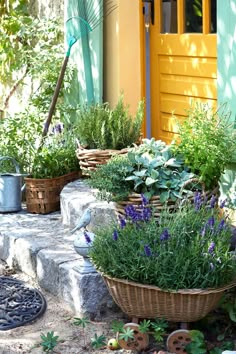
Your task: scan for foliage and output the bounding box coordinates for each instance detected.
[172,103,236,190]
[89,138,196,203]
[185,330,207,354]
[40,331,59,352]
[0,113,80,178]
[90,334,106,349]
[31,129,80,178]
[75,95,144,150]
[88,154,133,202]
[118,327,134,341]
[90,194,236,289]
[0,0,75,114]
[73,317,90,328]
[220,290,236,322]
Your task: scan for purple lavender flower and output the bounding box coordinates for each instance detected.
[210,195,216,209]
[113,229,118,241]
[207,216,215,230]
[144,244,152,257]
[208,242,215,255]
[220,199,227,209]
[125,205,140,223]
[141,206,152,222]
[194,191,202,211]
[119,216,126,229]
[84,231,92,244]
[160,229,171,241]
[218,219,225,232]
[141,194,149,206]
[52,122,63,134]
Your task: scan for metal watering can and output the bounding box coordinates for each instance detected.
[0,156,26,213]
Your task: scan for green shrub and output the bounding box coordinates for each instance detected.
[172,103,236,190]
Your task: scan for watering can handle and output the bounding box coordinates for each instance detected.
[0,156,20,174]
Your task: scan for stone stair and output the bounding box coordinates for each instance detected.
[0,179,119,319]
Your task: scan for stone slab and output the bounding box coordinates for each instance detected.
[60,179,117,231]
[0,181,122,318]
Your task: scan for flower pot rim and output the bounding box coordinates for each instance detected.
[102,273,236,294]
[24,171,80,182]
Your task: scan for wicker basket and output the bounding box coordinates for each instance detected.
[115,193,176,219]
[76,147,128,176]
[25,171,81,214]
[103,275,235,322]
[115,179,219,220]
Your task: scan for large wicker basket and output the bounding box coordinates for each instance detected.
[103,275,234,322]
[76,147,128,176]
[25,171,81,214]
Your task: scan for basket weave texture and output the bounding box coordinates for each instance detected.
[76,147,128,176]
[103,275,234,322]
[25,171,80,214]
[115,193,176,219]
[115,180,218,219]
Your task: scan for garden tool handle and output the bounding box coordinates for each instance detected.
[42,55,69,137]
[0,156,20,174]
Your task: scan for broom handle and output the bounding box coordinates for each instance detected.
[42,55,69,137]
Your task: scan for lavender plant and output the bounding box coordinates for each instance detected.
[90,195,236,290]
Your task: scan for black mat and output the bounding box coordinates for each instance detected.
[0,276,46,330]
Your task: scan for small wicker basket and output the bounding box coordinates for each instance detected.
[76,147,128,176]
[103,274,235,322]
[25,171,81,214]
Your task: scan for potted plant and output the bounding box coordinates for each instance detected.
[75,95,144,175]
[90,194,236,322]
[172,103,236,190]
[0,112,80,214]
[24,126,80,214]
[88,138,198,217]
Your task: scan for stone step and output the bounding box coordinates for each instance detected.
[0,179,119,319]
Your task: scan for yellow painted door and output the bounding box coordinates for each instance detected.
[150,0,217,143]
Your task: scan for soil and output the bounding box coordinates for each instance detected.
[0,261,236,354]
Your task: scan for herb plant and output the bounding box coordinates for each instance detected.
[91,334,106,349]
[89,138,196,203]
[90,194,236,289]
[172,103,236,190]
[75,95,144,150]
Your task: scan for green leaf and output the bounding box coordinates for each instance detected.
[139,319,151,333]
[118,327,134,341]
[160,191,170,203]
[73,317,90,328]
[145,177,158,186]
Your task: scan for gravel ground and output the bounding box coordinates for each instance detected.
[0,261,141,354]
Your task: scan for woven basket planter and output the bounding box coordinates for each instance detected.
[115,180,219,220]
[115,193,176,219]
[25,171,81,214]
[103,274,235,322]
[76,147,128,176]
